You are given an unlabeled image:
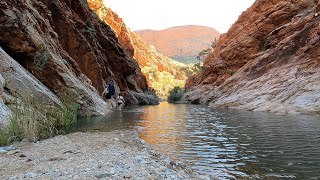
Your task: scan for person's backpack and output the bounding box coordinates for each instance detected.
[108,83,115,96]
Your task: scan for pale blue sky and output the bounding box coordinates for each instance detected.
[103,0,255,33]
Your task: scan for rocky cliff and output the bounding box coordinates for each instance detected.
[0,0,158,121]
[0,74,10,124]
[87,0,188,99]
[185,0,320,114]
[135,25,220,62]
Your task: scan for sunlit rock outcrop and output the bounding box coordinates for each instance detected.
[0,0,158,118]
[185,0,320,114]
[88,0,188,98]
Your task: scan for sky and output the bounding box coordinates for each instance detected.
[103,0,255,33]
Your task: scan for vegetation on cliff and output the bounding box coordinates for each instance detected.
[87,0,189,99]
[168,87,185,103]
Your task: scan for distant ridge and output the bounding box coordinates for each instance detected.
[135,25,220,62]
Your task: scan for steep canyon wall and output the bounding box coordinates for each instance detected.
[0,0,157,122]
[88,0,188,98]
[185,0,320,114]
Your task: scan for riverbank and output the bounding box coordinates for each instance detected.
[0,130,198,179]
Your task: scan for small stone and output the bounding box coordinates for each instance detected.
[19,154,26,157]
[170,161,176,166]
[95,171,113,178]
[8,150,20,155]
[315,13,319,17]
[140,139,146,145]
[113,138,119,141]
[63,150,79,154]
[48,157,66,161]
[135,156,147,164]
[25,172,36,178]
[169,174,178,179]
[85,168,91,172]
[123,175,131,178]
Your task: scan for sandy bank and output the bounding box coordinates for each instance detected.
[0,130,199,179]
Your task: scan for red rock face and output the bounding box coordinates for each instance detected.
[88,0,188,98]
[135,25,220,58]
[185,0,320,113]
[0,0,156,114]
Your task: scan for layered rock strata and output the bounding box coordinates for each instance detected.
[0,0,157,120]
[185,0,320,114]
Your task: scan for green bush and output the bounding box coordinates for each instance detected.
[168,86,184,103]
[0,96,80,146]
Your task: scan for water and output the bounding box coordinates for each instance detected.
[77,102,320,179]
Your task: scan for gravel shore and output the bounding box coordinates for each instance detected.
[0,130,199,179]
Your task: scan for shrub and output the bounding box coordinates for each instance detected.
[0,129,11,146]
[34,48,50,69]
[168,86,184,103]
[57,96,80,133]
[0,95,80,146]
[144,88,158,97]
[141,66,185,99]
[79,0,88,8]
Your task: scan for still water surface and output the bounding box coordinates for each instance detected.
[77,102,320,179]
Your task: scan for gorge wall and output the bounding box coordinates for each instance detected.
[135,25,220,63]
[88,0,188,99]
[0,0,158,122]
[185,0,320,114]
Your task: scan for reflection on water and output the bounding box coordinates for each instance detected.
[77,102,320,179]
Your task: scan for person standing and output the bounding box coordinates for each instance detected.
[102,82,115,108]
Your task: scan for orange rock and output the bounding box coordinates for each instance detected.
[135,25,220,58]
[0,0,158,115]
[88,0,188,98]
[185,0,320,113]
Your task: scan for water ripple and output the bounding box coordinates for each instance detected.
[77,102,320,179]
